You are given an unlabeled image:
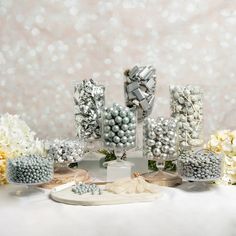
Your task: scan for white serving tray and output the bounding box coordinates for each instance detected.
[50,183,162,206]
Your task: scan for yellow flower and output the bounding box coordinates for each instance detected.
[0,149,8,185]
[206,130,236,184]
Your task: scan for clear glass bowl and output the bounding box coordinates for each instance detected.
[177,149,223,181]
[170,85,203,151]
[7,156,54,185]
[45,138,85,166]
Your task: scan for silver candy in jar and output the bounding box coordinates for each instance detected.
[143,117,178,161]
[7,155,54,184]
[74,79,105,140]
[45,139,85,164]
[177,149,222,181]
[170,85,203,150]
[124,65,157,121]
[102,104,136,151]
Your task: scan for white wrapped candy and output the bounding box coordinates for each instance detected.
[170,85,203,150]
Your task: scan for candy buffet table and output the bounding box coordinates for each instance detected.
[1,154,236,236]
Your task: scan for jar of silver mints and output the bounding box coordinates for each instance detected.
[124,65,157,122]
[102,103,137,152]
[143,117,179,161]
[74,79,105,141]
[170,85,203,150]
[177,149,222,181]
[45,139,85,166]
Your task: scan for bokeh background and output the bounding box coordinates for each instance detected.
[0,0,235,139]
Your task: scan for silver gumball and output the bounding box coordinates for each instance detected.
[147,139,155,147]
[122,117,130,124]
[148,132,156,139]
[153,148,161,156]
[118,130,125,137]
[109,119,115,126]
[104,126,111,132]
[161,145,169,153]
[113,136,120,143]
[155,141,162,148]
[121,136,128,143]
[108,132,115,138]
[115,116,122,124]
[121,124,129,131]
[112,125,120,132]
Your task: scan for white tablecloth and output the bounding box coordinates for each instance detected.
[1,159,236,236]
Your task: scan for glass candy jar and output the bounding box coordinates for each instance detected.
[74,79,105,150]
[102,103,137,181]
[124,65,157,122]
[7,155,54,195]
[170,85,203,151]
[124,65,157,150]
[178,149,222,182]
[142,117,182,186]
[45,139,85,173]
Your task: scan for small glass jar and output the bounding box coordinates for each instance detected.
[45,139,85,168]
[123,65,157,122]
[74,79,105,141]
[7,155,54,185]
[177,149,223,181]
[170,85,203,151]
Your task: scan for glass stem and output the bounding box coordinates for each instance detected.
[156,160,165,171]
[114,150,123,162]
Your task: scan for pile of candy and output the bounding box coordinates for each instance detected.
[45,139,84,164]
[72,183,102,195]
[7,155,53,184]
[103,103,136,150]
[124,65,156,121]
[178,150,222,181]
[74,79,105,140]
[170,85,203,150]
[143,117,178,160]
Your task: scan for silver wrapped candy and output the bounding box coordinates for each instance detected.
[45,139,85,164]
[178,149,222,181]
[124,65,157,121]
[170,85,203,150]
[143,117,178,161]
[74,79,105,140]
[102,103,136,151]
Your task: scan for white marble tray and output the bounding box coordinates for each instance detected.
[50,185,161,206]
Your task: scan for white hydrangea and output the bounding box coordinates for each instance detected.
[0,113,44,158]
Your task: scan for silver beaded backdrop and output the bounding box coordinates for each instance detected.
[0,0,235,139]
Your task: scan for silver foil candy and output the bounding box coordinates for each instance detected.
[45,139,85,164]
[74,79,105,140]
[124,65,157,122]
[143,117,178,161]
